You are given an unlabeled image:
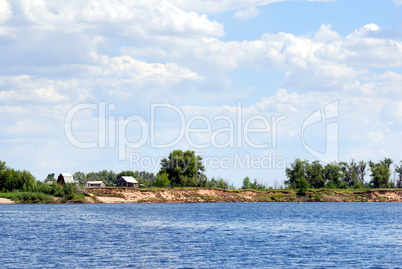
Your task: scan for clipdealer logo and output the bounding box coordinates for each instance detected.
[64,100,339,170]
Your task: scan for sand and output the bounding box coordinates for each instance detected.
[0,198,15,204]
[86,188,402,203]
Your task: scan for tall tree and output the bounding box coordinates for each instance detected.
[340,160,359,188]
[369,158,393,188]
[73,172,86,184]
[159,150,205,187]
[324,162,344,188]
[306,161,325,188]
[394,161,402,188]
[242,177,251,189]
[357,161,366,185]
[285,159,307,189]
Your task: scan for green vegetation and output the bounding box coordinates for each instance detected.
[242,177,269,190]
[0,192,54,203]
[396,161,402,188]
[0,160,87,203]
[285,158,401,193]
[368,158,392,188]
[159,149,205,187]
[153,172,170,187]
[71,170,154,187]
[2,152,402,204]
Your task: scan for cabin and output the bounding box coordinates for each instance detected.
[85,181,106,187]
[57,173,74,186]
[116,176,139,187]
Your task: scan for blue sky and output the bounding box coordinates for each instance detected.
[1,0,402,186]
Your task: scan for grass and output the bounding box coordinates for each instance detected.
[0,191,55,204]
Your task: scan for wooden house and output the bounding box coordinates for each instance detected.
[85,181,106,187]
[57,173,74,186]
[116,176,139,187]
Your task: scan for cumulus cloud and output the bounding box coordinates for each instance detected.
[233,7,261,21]
[0,0,401,182]
[11,0,224,37]
[124,23,402,93]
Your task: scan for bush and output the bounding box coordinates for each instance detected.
[0,191,54,203]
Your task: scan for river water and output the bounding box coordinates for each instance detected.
[0,202,401,268]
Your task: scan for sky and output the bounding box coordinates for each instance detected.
[1,0,402,187]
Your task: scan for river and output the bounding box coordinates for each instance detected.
[0,202,401,268]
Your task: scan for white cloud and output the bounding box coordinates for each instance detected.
[0,76,68,103]
[393,0,402,6]
[0,0,401,184]
[100,55,201,82]
[11,0,224,37]
[233,7,261,21]
[313,24,341,42]
[169,0,333,14]
[124,23,402,94]
[0,106,26,114]
[0,0,11,22]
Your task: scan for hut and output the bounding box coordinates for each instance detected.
[57,173,74,186]
[85,181,106,187]
[116,176,139,187]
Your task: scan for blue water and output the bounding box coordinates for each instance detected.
[0,203,401,268]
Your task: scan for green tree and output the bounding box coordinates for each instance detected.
[285,159,307,189]
[357,161,367,185]
[153,172,170,187]
[73,172,86,184]
[45,173,55,182]
[136,171,155,187]
[369,158,393,188]
[296,176,309,195]
[339,160,359,188]
[218,178,230,189]
[242,176,251,189]
[0,161,36,192]
[395,161,402,188]
[306,161,325,188]
[324,162,344,188]
[159,150,205,187]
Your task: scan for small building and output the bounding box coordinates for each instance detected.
[116,176,139,187]
[57,173,74,186]
[85,181,106,187]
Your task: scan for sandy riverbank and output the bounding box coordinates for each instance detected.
[86,188,402,203]
[0,198,16,204]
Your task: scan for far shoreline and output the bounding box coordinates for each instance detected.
[2,188,402,204]
[86,188,402,204]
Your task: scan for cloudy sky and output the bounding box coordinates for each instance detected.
[1,0,402,186]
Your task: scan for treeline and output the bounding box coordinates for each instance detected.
[0,161,85,203]
[42,150,233,189]
[285,158,402,191]
[241,177,270,190]
[59,170,234,190]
